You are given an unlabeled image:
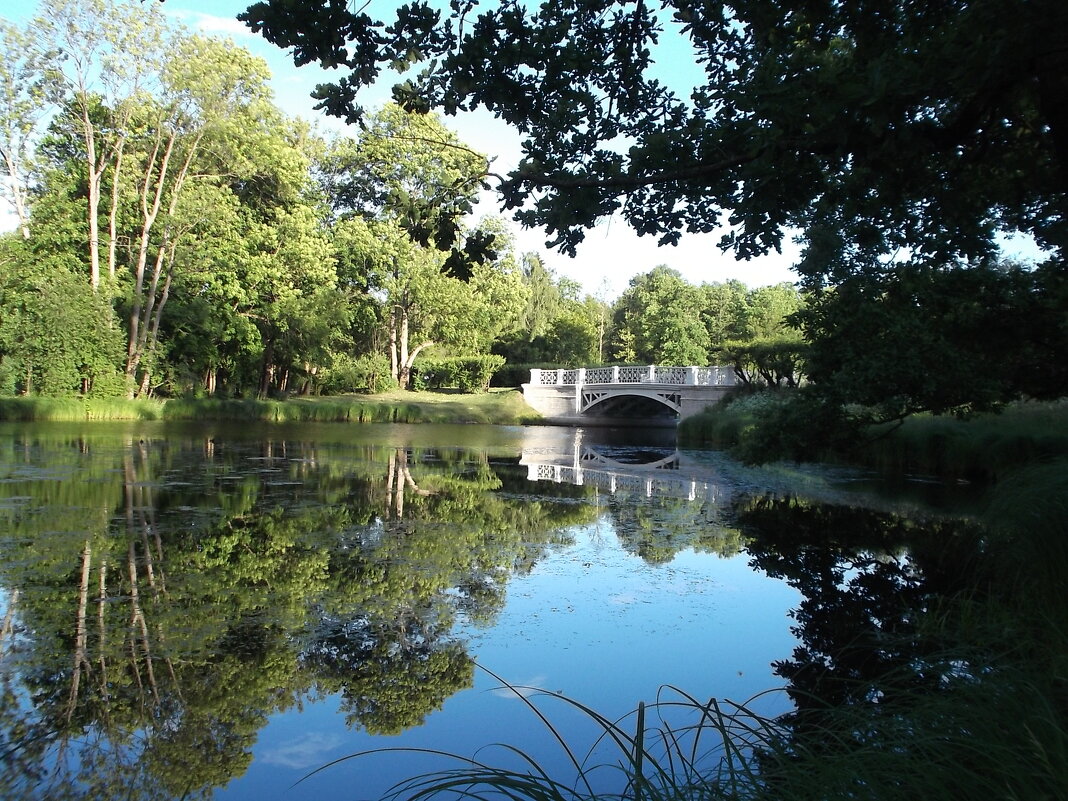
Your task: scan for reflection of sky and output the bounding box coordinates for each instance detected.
[219,519,800,801]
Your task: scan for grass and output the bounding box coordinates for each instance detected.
[309,644,1068,801]
[0,389,542,426]
[859,399,1068,481]
[679,393,1068,481]
[301,670,784,801]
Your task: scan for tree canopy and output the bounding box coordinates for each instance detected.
[241,0,1067,279]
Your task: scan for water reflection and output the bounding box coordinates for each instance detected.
[0,423,982,800]
[0,426,595,798]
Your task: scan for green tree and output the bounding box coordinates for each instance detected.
[699,280,749,350]
[242,0,1068,414]
[798,260,1066,420]
[323,109,525,388]
[0,239,125,395]
[611,266,711,364]
[0,21,51,239]
[242,0,1066,269]
[29,0,173,289]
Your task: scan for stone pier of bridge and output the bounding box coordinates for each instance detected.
[521,365,737,426]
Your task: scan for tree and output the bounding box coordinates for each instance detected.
[319,103,491,275]
[116,33,280,395]
[797,260,1067,420]
[30,0,172,290]
[0,240,125,396]
[0,21,52,239]
[323,107,524,388]
[699,280,749,350]
[240,0,1067,273]
[611,266,711,364]
[241,0,1068,418]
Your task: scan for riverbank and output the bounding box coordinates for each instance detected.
[678,392,1068,481]
[0,389,542,426]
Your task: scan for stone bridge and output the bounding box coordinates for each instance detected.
[522,365,736,426]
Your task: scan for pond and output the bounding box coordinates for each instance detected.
[0,421,982,800]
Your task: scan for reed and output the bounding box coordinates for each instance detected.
[0,397,163,421]
[302,670,782,801]
[317,641,1067,801]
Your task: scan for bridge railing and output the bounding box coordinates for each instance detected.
[528,365,735,387]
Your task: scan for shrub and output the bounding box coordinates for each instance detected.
[321,353,398,394]
[411,356,506,392]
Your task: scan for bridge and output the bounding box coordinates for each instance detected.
[522,365,736,425]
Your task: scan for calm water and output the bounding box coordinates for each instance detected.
[0,422,978,800]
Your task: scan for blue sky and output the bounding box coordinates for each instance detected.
[3,0,800,297]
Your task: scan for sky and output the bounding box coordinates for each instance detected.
[2,0,793,298]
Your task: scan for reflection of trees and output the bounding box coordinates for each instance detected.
[599,494,746,564]
[735,495,989,767]
[304,612,473,735]
[0,431,597,799]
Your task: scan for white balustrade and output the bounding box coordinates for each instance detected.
[529,365,734,387]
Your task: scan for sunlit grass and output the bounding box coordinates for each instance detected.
[0,389,541,425]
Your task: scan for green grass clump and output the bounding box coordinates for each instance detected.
[677,390,793,451]
[316,654,1068,801]
[305,673,783,801]
[860,399,1068,481]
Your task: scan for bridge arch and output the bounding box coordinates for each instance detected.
[580,389,681,418]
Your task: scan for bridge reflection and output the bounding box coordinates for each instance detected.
[519,428,728,503]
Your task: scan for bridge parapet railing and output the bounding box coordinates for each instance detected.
[528,365,736,387]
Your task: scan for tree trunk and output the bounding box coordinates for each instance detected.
[106,138,126,282]
[259,338,276,398]
[389,307,399,383]
[401,341,433,390]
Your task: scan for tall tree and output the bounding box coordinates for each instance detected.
[30,0,172,289]
[117,33,278,394]
[321,106,520,388]
[0,21,52,239]
[612,266,711,364]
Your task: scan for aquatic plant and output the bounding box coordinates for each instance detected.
[300,668,783,801]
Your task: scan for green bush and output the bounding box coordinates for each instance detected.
[320,352,398,394]
[490,362,558,388]
[411,355,506,392]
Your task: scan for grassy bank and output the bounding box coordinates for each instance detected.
[679,392,1068,481]
[0,389,541,426]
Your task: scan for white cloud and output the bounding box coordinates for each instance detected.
[490,674,549,699]
[167,10,255,38]
[259,732,344,770]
